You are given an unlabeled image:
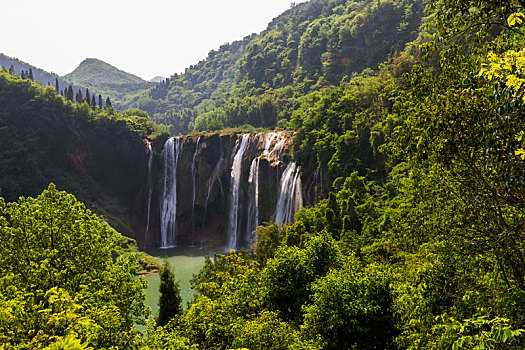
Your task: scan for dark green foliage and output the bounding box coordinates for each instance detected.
[0,70,160,236]
[137,0,425,134]
[303,259,397,350]
[262,246,312,321]
[157,260,183,327]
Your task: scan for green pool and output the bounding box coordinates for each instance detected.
[143,247,216,318]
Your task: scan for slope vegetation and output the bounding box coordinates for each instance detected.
[137,0,425,134]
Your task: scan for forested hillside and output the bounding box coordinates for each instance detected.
[136,0,525,348]
[1,0,525,348]
[65,58,154,109]
[137,0,426,134]
[0,69,162,236]
[0,53,87,101]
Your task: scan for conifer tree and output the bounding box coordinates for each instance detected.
[106,97,112,108]
[76,89,83,104]
[55,78,59,95]
[28,68,33,80]
[85,88,90,104]
[98,94,103,109]
[91,95,96,110]
[8,64,14,75]
[157,260,183,327]
[67,86,74,101]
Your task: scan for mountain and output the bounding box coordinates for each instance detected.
[65,58,146,85]
[150,76,165,83]
[64,58,154,109]
[136,0,426,134]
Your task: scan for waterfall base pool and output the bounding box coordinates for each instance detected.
[143,247,216,319]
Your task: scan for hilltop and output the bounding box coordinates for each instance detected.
[64,58,154,109]
[65,58,147,85]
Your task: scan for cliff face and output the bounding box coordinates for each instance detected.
[135,132,305,249]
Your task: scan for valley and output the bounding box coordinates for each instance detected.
[0,0,524,349]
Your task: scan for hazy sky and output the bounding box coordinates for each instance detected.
[1,0,305,80]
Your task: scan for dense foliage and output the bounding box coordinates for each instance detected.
[0,68,161,235]
[0,185,148,348]
[137,0,426,134]
[140,0,525,349]
[2,0,525,348]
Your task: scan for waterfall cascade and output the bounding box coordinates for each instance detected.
[246,157,260,238]
[150,132,306,249]
[274,162,303,227]
[246,132,281,238]
[160,137,180,248]
[144,142,153,245]
[226,134,250,250]
[191,136,201,242]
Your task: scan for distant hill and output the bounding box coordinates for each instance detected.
[65,58,146,85]
[64,58,154,109]
[0,53,82,96]
[150,76,165,83]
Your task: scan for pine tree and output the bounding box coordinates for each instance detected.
[8,64,14,75]
[157,260,183,327]
[76,89,83,104]
[106,97,112,108]
[28,68,34,80]
[55,78,59,95]
[67,86,74,101]
[98,94,103,109]
[85,88,90,104]
[91,95,96,110]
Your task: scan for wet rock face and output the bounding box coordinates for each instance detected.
[134,132,309,250]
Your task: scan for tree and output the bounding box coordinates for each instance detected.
[157,259,183,327]
[28,68,33,80]
[85,88,90,104]
[8,64,14,75]
[106,96,112,108]
[98,94,103,108]
[303,258,397,350]
[0,184,148,347]
[67,85,74,101]
[55,77,59,95]
[91,94,96,110]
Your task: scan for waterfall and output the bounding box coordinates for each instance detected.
[226,134,250,251]
[269,134,286,158]
[246,157,260,238]
[274,162,303,227]
[160,137,180,248]
[191,136,201,243]
[144,142,153,246]
[263,132,278,155]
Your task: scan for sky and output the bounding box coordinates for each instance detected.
[1,0,306,80]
